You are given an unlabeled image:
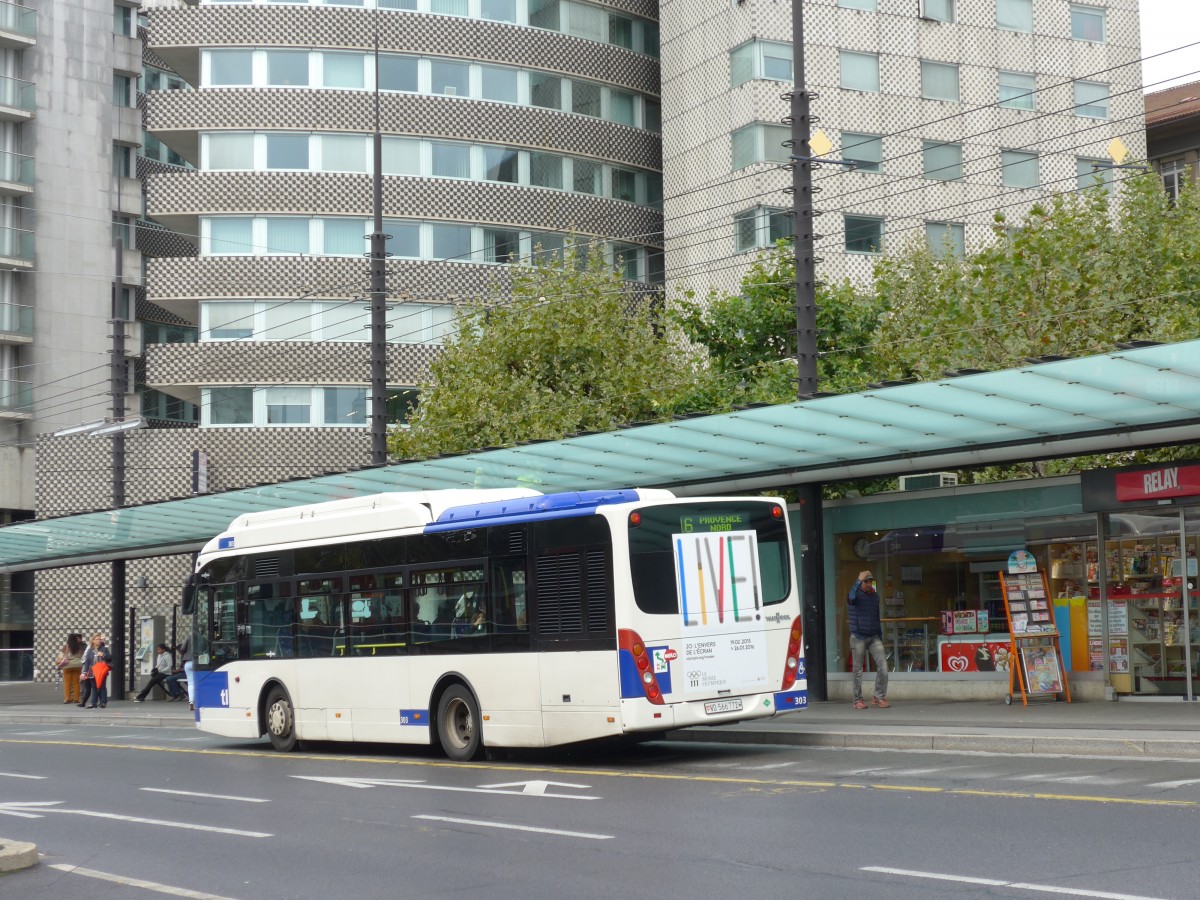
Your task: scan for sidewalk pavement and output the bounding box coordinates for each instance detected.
[4,681,1200,760]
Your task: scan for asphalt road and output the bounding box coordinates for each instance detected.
[2,721,1199,899]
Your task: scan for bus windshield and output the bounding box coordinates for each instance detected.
[627,501,791,615]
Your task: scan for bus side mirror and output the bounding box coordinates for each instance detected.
[181,577,196,615]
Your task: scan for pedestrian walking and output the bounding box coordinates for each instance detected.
[848,570,889,710]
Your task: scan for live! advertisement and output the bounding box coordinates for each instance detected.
[673,529,770,695]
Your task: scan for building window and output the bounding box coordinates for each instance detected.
[112,214,135,247]
[840,51,880,93]
[265,50,309,87]
[844,215,883,254]
[926,222,965,258]
[431,223,472,260]
[113,3,134,36]
[324,388,367,425]
[207,218,255,255]
[730,40,793,88]
[1000,150,1038,189]
[481,0,517,24]
[996,0,1033,32]
[920,0,954,23]
[265,218,310,255]
[265,133,309,170]
[430,60,470,96]
[378,55,419,92]
[1070,4,1106,42]
[208,388,253,426]
[1073,81,1109,118]
[205,133,254,169]
[208,49,254,86]
[923,141,963,181]
[204,302,256,340]
[322,52,365,89]
[730,123,791,170]
[1161,158,1189,204]
[480,65,519,103]
[841,132,882,172]
[998,71,1036,110]
[838,0,877,9]
[266,387,311,425]
[1076,157,1112,192]
[112,144,132,178]
[112,74,135,107]
[482,146,519,184]
[921,61,959,102]
[734,207,792,252]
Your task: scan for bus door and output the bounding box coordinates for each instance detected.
[208,581,245,669]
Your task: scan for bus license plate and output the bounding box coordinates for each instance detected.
[704,698,743,715]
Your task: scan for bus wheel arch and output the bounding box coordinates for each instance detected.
[262,682,300,753]
[431,677,483,762]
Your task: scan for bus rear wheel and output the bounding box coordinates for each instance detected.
[265,686,299,753]
[437,685,482,762]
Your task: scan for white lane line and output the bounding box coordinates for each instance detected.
[13,729,73,736]
[50,864,244,899]
[1148,777,1200,789]
[141,788,269,803]
[0,771,45,779]
[413,814,613,841]
[862,866,1168,899]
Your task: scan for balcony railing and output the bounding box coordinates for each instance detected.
[0,224,33,261]
[0,74,34,112]
[0,2,35,39]
[0,149,33,186]
[0,378,31,411]
[0,300,31,336]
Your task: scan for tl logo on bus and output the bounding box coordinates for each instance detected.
[673,531,762,628]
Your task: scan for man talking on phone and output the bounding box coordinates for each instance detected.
[848,570,889,710]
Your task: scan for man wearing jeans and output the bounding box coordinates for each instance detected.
[848,570,889,710]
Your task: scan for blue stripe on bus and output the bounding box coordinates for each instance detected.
[773,689,807,712]
[427,489,644,532]
[398,709,428,726]
[195,670,229,717]
[618,648,645,699]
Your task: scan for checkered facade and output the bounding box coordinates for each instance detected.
[660,0,1146,294]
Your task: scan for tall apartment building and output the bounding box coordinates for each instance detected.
[21,0,1151,680]
[0,0,148,674]
[660,0,1145,294]
[30,0,667,676]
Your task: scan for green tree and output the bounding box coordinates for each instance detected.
[870,171,1200,480]
[874,172,1200,382]
[673,243,884,409]
[388,240,698,460]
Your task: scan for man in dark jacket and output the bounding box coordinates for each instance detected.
[848,570,889,709]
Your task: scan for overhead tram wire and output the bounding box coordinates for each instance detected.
[12,50,1197,439]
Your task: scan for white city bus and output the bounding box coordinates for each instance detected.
[183,487,806,759]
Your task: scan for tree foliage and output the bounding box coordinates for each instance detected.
[874,172,1200,381]
[672,244,884,408]
[388,240,698,460]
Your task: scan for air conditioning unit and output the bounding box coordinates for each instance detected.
[898,472,958,491]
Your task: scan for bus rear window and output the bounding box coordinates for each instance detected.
[628,502,791,615]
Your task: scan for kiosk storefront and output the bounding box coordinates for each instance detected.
[824,463,1200,699]
[1082,462,1200,698]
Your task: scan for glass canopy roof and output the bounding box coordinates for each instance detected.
[3,340,1199,572]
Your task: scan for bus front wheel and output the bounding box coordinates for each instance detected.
[437,685,482,762]
[265,686,299,753]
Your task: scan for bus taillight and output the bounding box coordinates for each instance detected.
[618,628,665,705]
[780,616,803,690]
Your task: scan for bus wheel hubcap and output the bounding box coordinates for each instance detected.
[448,699,471,746]
[268,700,289,735]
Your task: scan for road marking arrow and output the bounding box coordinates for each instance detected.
[0,800,61,818]
[0,801,270,836]
[292,775,598,800]
[478,780,593,796]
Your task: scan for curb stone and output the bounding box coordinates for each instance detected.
[0,839,38,873]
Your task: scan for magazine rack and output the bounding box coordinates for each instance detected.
[999,569,1072,706]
